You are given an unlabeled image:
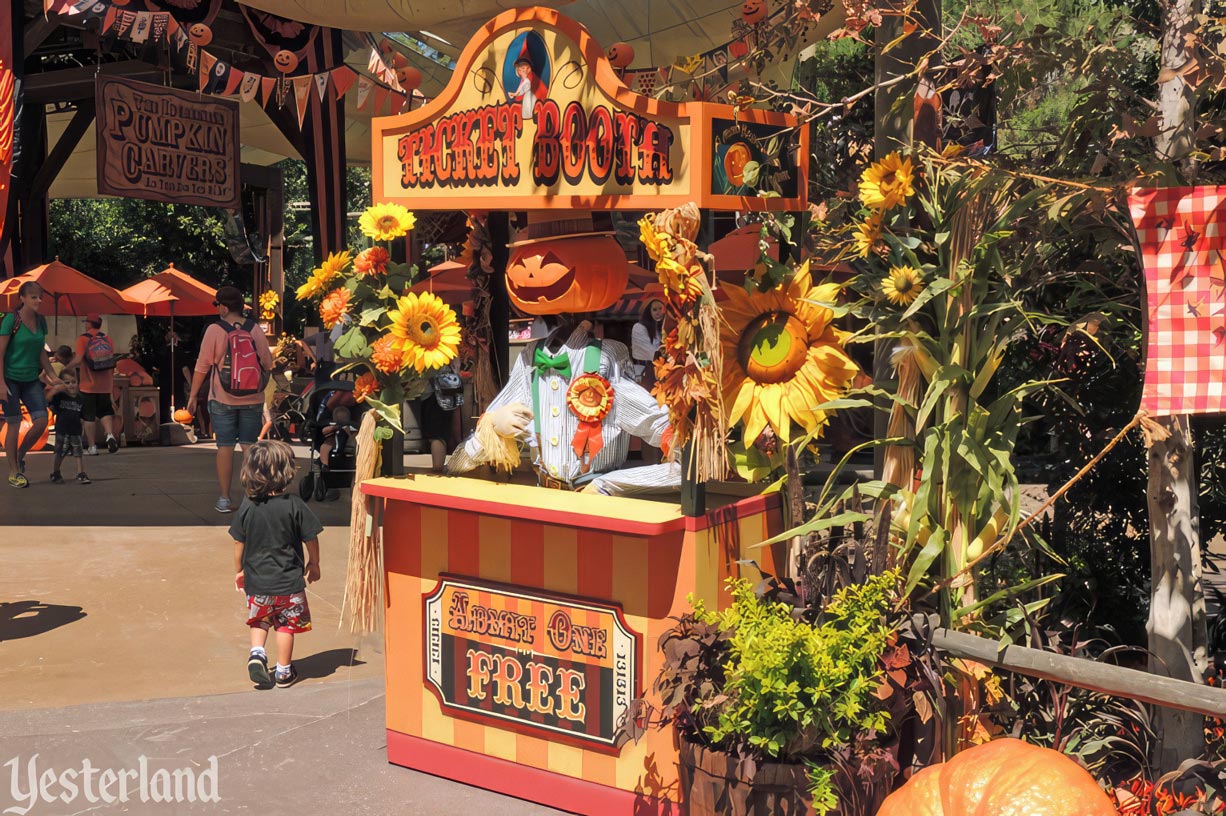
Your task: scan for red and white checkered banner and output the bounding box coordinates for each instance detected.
[1130,186,1226,416]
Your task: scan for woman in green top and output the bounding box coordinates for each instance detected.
[0,282,62,488]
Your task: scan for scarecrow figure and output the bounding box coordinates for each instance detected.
[446,216,680,496]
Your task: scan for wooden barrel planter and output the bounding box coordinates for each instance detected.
[678,735,814,816]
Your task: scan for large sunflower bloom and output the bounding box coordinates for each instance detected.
[360,203,416,241]
[638,215,672,262]
[371,334,403,374]
[387,291,462,373]
[720,262,860,445]
[852,212,883,259]
[319,287,351,329]
[354,246,390,277]
[295,267,333,301]
[858,153,915,211]
[881,265,924,306]
[353,372,380,403]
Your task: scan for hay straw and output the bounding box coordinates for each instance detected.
[475,411,522,473]
[342,411,383,634]
[882,340,921,490]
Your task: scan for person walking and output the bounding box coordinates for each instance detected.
[185,286,274,513]
[230,440,322,689]
[0,282,61,488]
[66,313,119,455]
[45,370,90,485]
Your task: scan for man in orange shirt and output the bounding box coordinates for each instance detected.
[67,314,119,455]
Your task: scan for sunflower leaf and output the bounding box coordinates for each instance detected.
[335,326,370,360]
[358,306,386,327]
[901,276,955,320]
[361,396,405,434]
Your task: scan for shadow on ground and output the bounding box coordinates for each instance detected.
[0,600,86,641]
[296,647,367,680]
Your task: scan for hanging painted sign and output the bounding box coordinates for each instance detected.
[372,7,808,212]
[96,77,240,210]
[422,577,640,750]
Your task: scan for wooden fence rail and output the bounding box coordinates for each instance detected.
[933,628,1226,719]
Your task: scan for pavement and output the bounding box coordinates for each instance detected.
[0,440,565,815]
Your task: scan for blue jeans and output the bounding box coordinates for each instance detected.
[209,400,262,446]
[2,378,47,421]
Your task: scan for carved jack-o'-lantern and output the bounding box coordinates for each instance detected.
[506,236,629,315]
[606,42,635,69]
[273,49,299,74]
[396,65,422,92]
[188,23,213,46]
[741,0,768,23]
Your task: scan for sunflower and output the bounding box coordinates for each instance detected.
[721,262,860,445]
[387,291,462,373]
[881,265,924,306]
[320,250,352,279]
[353,372,380,403]
[852,212,883,259]
[295,267,333,301]
[360,203,416,241]
[371,334,403,374]
[354,246,390,277]
[638,215,672,262]
[319,287,351,329]
[858,152,915,211]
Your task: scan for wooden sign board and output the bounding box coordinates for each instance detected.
[372,7,808,212]
[96,77,241,211]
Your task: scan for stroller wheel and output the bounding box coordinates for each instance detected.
[299,472,314,501]
[314,469,329,501]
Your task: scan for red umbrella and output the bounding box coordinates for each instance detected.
[412,260,470,306]
[0,259,138,329]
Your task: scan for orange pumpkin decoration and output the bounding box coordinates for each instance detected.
[396,65,422,92]
[173,409,194,424]
[724,143,753,186]
[741,0,768,24]
[0,406,52,452]
[188,24,213,46]
[273,50,299,74]
[506,236,629,315]
[877,739,1118,816]
[606,42,635,69]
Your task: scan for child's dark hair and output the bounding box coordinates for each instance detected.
[55,345,73,363]
[240,440,296,499]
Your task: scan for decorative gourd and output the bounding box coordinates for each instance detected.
[0,406,51,452]
[173,409,194,424]
[506,236,628,316]
[876,738,1117,816]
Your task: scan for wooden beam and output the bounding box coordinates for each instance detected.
[28,100,94,201]
[23,61,166,103]
[933,627,1226,719]
[23,16,60,54]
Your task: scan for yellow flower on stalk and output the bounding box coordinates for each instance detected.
[858,152,915,211]
[320,250,352,279]
[881,265,924,306]
[371,334,403,374]
[319,287,351,329]
[638,215,672,262]
[353,372,380,403]
[360,203,416,241]
[852,212,883,259]
[721,262,860,445]
[387,291,462,373]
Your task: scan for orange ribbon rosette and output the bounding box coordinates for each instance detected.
[567,373,614,472]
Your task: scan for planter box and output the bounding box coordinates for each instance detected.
[679,736,814,816]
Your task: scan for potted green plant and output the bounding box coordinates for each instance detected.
[623,570,916,815]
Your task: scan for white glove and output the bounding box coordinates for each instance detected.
[488,403,533,438]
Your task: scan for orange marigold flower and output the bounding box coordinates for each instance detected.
[319,288,351,329]
[354,246,390,277]
[371,334,402,374]
[353,372,380,403]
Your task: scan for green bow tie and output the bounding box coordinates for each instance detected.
[533,347,571,380]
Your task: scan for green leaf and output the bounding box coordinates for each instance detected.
[334,326,370,360]
[362,396,405,434]
[358,306,387,327]
[901,276,955,320]
[905,528,947,595]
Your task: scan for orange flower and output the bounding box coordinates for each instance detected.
[353,372,380,403]
[354,246,390,277]
[319,288,351,329]
[371,334,402,374]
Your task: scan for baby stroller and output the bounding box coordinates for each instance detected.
[265,379,315,444]
[298,380,368,502]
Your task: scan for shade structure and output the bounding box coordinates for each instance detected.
[119,265,218,317]
[0,259,137,317]
[708,224,787,275]
[412,261,471,307]
[426,259,468,276]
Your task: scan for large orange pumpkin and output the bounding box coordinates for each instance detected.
[876,739,1117,816]
[0,406,52,452]
[506,236,629,315]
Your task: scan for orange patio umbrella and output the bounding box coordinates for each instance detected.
[413,260,471,307]
[0,259,138,330]
[119,264,218,412]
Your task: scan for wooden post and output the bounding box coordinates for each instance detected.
[1148,0,1208,769]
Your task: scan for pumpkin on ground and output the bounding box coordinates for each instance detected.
[876,738,1117,816]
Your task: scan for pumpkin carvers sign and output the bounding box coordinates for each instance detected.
[96,77,240,210]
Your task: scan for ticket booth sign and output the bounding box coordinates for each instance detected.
[423,577,640,749]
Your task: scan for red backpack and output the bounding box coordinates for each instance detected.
[216,320,268,396]
[82,331,116,371]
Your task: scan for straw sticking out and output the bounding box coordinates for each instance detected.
[342,411,383,634]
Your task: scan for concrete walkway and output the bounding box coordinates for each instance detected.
[0,442,563,815]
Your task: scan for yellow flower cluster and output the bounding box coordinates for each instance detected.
[858,152,914,212]
[259,290,279,321]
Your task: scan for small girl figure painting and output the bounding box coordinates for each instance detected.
[503,31,550,121]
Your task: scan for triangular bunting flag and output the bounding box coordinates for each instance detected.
[199,51,218,91]
[116,10,136,39]
[68,0,95,14]
[292,75,313,126]
[206,60,230,95]
[151,13,168,44]
[166,17,180,37]
[260,77,276,106]
[314,73,330,103]
[367,49,381,74]
[330,67,357,100]
[373,87,388,115]
[130,12,152,43]
[355,77,373,110]
[240,72,261,102]
[223,68,244,96]
[101,7,119,36]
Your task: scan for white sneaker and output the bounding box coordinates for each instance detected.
[85,445,98,456]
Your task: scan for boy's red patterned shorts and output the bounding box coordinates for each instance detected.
[245,593,312,634]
